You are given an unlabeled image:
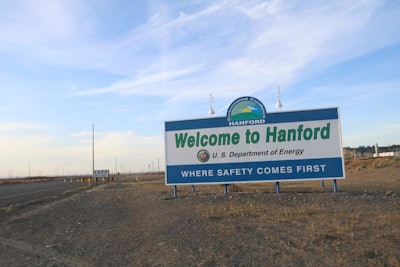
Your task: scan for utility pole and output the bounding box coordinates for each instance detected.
[91,124,94,186]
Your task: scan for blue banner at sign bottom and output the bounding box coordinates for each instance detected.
[166,158,344,185]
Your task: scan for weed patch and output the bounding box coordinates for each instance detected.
[1,204,18,213]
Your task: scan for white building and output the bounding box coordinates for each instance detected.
[373,143,400,157]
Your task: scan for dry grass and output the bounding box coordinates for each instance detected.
[129,157,400,267]
[194,193,399,265]
[169,157,400,266]
[1,204,18,213]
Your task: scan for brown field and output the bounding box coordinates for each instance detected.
[0,157,399,266]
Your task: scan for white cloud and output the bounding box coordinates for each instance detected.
[343,123,400,147]
[0,122,48,132]
[74,65,202,96]
[0,129,164,177]
[0,0,86,49]
[66,0,395,105]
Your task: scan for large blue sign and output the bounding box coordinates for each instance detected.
[165,97,345,185]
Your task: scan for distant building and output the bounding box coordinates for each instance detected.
[373,143,400,157]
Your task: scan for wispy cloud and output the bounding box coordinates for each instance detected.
[67,0,396,103]
[282,81,400,110]
[0,1,87,50]
[2,0,395,98]
[74,65,202,96]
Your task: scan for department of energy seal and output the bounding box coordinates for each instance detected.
[197,149,210,163]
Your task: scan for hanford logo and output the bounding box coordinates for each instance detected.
[227,96,266,126]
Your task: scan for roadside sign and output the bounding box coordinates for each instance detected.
[93,169,109,178]
[165,96,345,185]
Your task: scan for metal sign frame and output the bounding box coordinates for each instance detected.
[165,101,345,186]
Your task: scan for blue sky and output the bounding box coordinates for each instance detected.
[1,0,399,178]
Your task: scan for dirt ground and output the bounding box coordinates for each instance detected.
[0,158,399,266]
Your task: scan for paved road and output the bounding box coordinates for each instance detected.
[0,180,89,207]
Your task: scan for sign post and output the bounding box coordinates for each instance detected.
[165,96,345,194]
